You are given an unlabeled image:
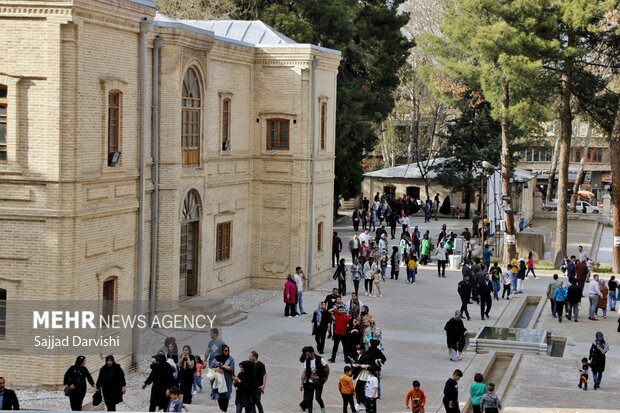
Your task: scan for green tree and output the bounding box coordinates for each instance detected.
[236,0,413,208]
[433,95,502,220]
[420,0,555,260]
[156,0,238,19]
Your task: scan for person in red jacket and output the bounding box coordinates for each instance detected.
[283,274,298,317]
[328,306,350,363]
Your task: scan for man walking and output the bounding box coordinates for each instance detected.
[478,273,493,320]
[294,266,307,315]
[458,274,472,320]
[546,274,561,317]
[249,351,267,413]
[588,274,603,320]
[205,328,225,365]
[328,306,350,363]
[332,232,343,268]
[300,346,329,413]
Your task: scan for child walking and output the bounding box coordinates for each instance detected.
[479,383,501,413]
[577,357,589,391]
[364,366,379,413]
[193,355,205,394]
[338,366,356,413]
[407,256,418,284]
[405,380,426,413]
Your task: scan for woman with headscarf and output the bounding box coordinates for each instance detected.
[211,344,235,412]
[233,360,255,413]
[589,331,609,389]
[311,301,331,354]
[163,337,179,363]
[444,311,467,361]
[283,274,298,317]
[96,355,126,412]
[177,345,196,404]
[64,355,96,411]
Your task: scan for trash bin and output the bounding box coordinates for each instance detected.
[449,254,462,270]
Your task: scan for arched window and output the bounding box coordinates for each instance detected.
[182,68,201,165]
[180,190,201,296]
[0,84,7,162]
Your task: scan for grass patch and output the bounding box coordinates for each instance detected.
[536,261,615,273]
[536,261,557,270]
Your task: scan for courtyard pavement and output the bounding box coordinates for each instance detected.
[134,214,618,413]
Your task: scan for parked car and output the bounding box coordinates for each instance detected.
[574,200,600,214]
[542,199,558,211]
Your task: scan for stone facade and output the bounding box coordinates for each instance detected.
[0,0,340,386]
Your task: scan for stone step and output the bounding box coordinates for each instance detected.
[179,298,247,328]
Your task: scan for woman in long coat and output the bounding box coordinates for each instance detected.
[64,355,95,411]
[283,274,298,317]
[589,331,609,389]
[444,311,467,361]
[96,355,126,412]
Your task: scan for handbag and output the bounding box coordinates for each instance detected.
[92,389,103,406]
[63,385,72,397]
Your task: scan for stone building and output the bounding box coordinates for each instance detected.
[0,0,340,386]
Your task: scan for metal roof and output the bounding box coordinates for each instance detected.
[154,14,295,46]
[364,159,535,182]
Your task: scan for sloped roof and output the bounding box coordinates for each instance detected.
[364,159,535,182]
[154,13,294,46]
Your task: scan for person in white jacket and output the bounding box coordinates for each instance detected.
[588,274,603,320]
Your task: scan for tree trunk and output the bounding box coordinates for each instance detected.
[570,124,591,212]
[554,46,574,267]
[610,95,620,273]
[545,128,561,204]
[501,81,516,261]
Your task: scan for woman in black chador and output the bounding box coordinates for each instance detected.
[96,355,127,412]
[444,311,467,361]
[64,355,96,411]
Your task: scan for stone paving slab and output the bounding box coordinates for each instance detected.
[134,215,618,413]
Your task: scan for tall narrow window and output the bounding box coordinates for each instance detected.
[216,222,232,262]
[320,102,327,150]
[266,119,289,150]
[317,222,323,252]
[180,190,201,297]
[108,91,121,166]
[0,289,5,339]
[182,68,201,165]
[102,279,116,321]
[0,84,7,162]
[222,98,231,151]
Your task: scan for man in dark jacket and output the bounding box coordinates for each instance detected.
[300,346,329,413]
[457,275,472,320]
[478,273,493,320]
[0,377,19,410]
[567,280,583,322]
[142,354,175,412]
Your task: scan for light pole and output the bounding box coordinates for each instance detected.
[481,161,496,255]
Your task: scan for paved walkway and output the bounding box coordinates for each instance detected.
[130,214,619,412]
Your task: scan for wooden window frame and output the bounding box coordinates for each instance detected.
[102,279,116,321]
[317,222,324,252]
[222,98,231,152]
[216,222,232,262]
[182,68,202,165]
[0,288,5,339]
[320,102,327,150]
[0,84,7,163]
[266,118,290,150]
[107,90,121,166]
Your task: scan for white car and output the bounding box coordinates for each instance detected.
[573,201,600,214]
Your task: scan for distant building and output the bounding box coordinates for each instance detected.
[517,120,612,200]
[0,0,340,385]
